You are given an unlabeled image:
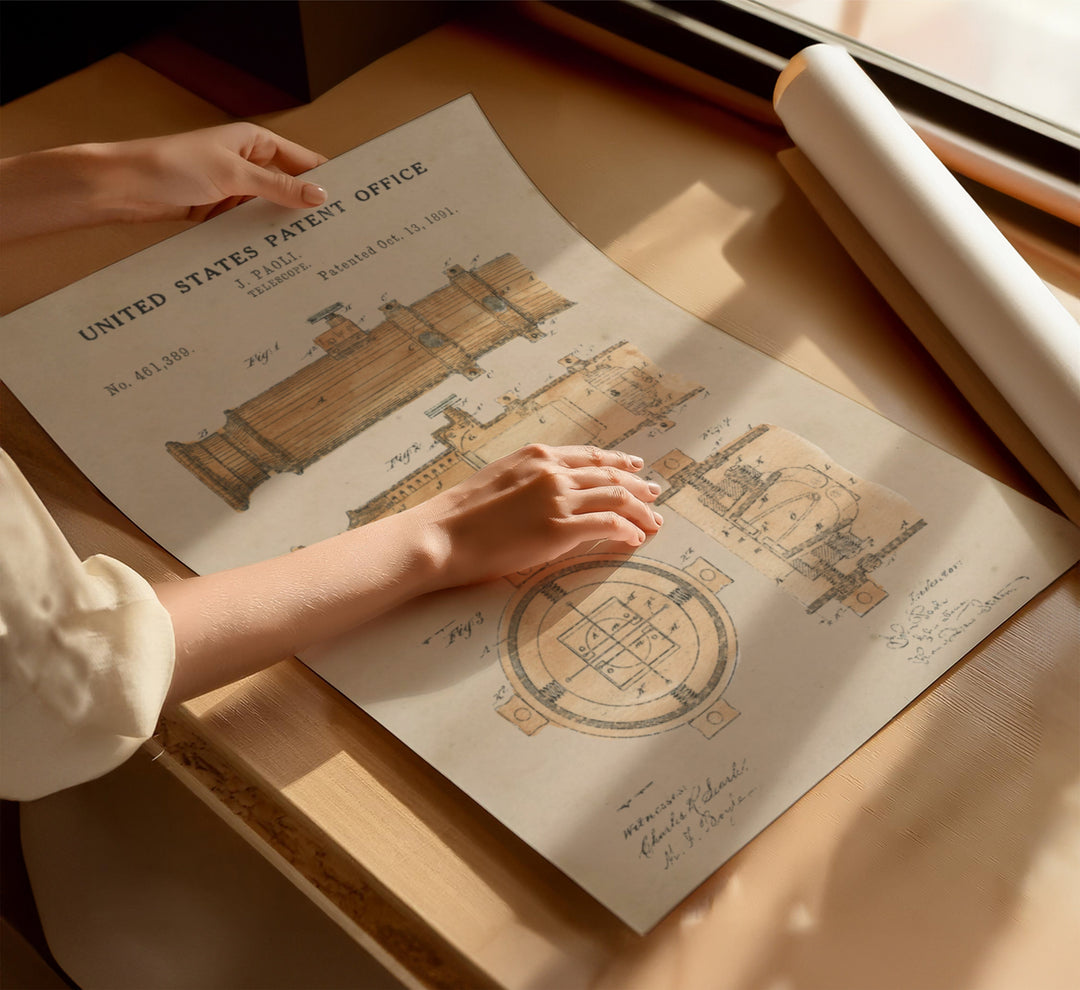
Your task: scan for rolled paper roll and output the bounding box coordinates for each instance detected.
[773,44,1080,492]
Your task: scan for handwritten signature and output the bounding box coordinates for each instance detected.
[887,576,1029,663]
[619,758,756,870]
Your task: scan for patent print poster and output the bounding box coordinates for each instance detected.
[3,97,1077,932]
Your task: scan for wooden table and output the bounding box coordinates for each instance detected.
[3,10,1078,989]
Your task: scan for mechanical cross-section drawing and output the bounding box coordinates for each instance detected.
[347,341,703,528]
[497,555,739,739]
[166,254,573,510]
[339,340,925,742]
[340,341,740,740]
[652,424,927,616]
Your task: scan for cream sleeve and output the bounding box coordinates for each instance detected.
[0,449,175,800]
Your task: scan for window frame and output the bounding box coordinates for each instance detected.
[543,0,1079,183]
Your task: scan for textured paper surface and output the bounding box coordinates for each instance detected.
[2,97,1078,932]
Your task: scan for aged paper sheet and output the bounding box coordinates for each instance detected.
[3,97,1078,932]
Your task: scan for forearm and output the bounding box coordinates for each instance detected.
[156,511,443,705]
[1,124,328,242]
[0,144,130,240]
[154,444,662,705]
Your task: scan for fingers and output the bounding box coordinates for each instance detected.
[178,123,328,211]
[419,443,663,588]
[239,126,328,208]
[243,125,329,174]
[232,157,327,210]
[537,445,664,548]
[99,124,331,224]
[565,464,659,501]
[569,485,664,543]
[546,443,645,474]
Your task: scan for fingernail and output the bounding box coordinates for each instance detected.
[647,481,661,496]
[302,183,327,206]
[628,455,644,469]
[652,511,664,526]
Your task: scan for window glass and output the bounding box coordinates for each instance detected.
[755,0,1079,136]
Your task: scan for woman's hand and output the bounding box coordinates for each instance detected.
[0,123,328,240]
[415,443,664,589]
[157,444,662,702]
[98,122,329,222]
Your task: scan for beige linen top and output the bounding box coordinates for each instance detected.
[0,448,174,800]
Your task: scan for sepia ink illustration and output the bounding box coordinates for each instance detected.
[333,339,744,740]
[496,555,739,739]
[652,425,927,615]
[342,341,926,741]
[165,235,927,742]
[166,254,573,510]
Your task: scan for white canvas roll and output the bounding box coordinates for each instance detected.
[774,44,1080,488]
